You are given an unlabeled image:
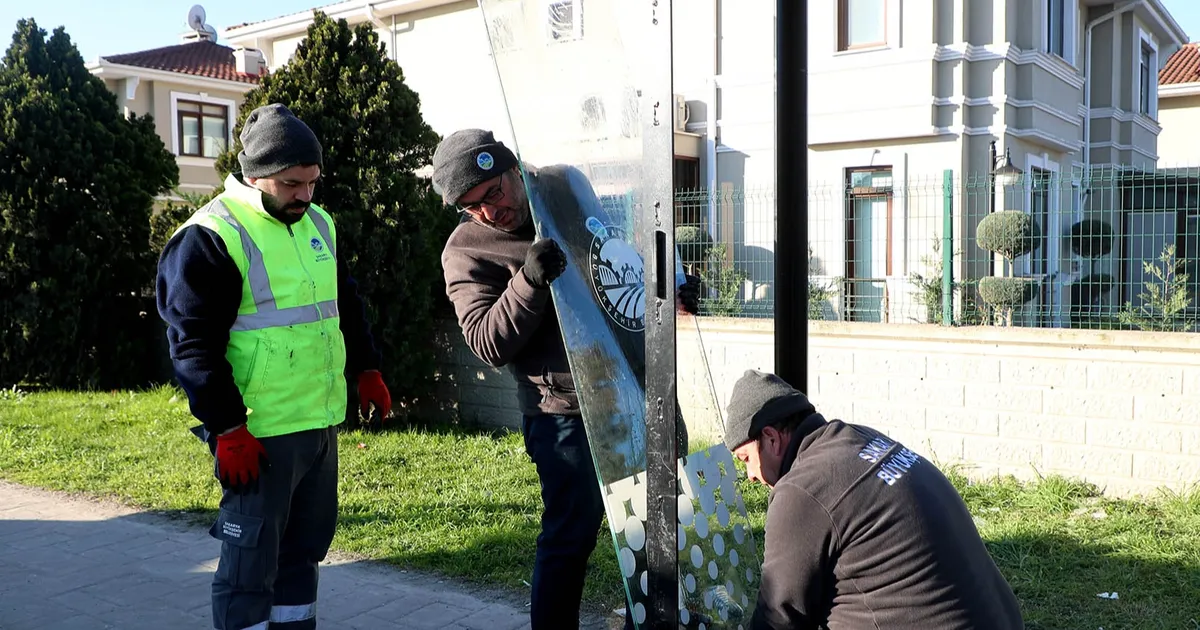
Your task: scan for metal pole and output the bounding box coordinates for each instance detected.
[942,169,954,325]
[775,0,808,390]
[989,141,996,278]
[643,0,678,627]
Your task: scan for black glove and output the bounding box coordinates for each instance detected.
[678,274,702,315]
[522,238,567,289]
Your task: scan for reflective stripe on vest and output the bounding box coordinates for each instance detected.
[196,201,340,331]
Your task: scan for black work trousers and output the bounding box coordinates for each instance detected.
[208,425,339,630]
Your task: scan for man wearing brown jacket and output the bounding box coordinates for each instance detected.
[724,369,1024,630]
[433,129,698,630]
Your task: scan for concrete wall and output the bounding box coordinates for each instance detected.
[436,318,1200,499]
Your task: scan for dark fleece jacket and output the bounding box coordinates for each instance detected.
[751,419,1024,630]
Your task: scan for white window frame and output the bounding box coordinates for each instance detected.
[834,0,901,55]
[1043,0,1079,67]
[1020,153,1065,327]
[1135,25,1159,119]
[169,91,237,166]
[546,0,583,43]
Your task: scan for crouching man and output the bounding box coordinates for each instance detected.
[724,369,1024,630]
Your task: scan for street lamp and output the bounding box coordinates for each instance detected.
[991,141,1023,190]
[988,141,1024,277]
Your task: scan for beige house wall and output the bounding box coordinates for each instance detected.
[1157,92,1200,166]
[97,73,250,195]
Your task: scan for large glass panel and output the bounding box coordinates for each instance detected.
[1047,0,1064,57]
[477,0,762,626]
[1185,215,1200,311]
[181,117,200,156]
[1124,211,1176,310]
[202,116,227,158]
[844,0,885,47]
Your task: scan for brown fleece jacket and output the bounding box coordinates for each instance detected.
[440,176,577,418]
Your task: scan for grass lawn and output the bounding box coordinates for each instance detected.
[1,387,1198,628]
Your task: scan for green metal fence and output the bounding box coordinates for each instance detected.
[676,166,1200,332]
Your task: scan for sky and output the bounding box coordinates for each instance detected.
[1,0,1199,65]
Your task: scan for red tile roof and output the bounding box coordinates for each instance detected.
[102,41,262,85]
[1160,42,1200,86]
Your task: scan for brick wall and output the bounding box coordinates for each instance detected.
[434,318,1200,498]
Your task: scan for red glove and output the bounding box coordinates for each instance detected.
[215,425,269,495]
[358,370,392,421]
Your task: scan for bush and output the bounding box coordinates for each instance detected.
[675,226,713,267]
[1068,219,1115,259]
[701,243,745,316]
[978,277,1037,308]
[978,210,1041,261]
[213,12,455,417]
[0,19,179,389]
[1117,244,1196,332]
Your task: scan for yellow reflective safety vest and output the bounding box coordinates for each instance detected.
[175,174,348,438]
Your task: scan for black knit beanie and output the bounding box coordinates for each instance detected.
[723,369,818,452]
[237,103,323,178]
[431,129,518,205]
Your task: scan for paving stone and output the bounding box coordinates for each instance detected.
[457,603,532,630]
[397,601,474,628]
[0,482,538,630]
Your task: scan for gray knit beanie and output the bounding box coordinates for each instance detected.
[237,103,323,178]
[431,129,518,205]
[723,369,818,452]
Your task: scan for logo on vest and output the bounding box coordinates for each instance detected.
[310,237,331,263]
[586,216,645,332]
[477,151,494,171]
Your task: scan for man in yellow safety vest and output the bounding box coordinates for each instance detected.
[156,103,392,630]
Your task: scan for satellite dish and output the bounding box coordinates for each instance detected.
[187,5,207,31]
[203,24,218,41]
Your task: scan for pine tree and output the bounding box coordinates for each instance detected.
[0,19,179,388]
[214,12,457,418]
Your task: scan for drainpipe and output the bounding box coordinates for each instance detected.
[706,0,719,239]
[363,2,394,59]
[1083,1,1141,188]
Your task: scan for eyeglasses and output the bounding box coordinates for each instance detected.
[457,177,505,215]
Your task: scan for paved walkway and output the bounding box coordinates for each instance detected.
[0,481,600,630]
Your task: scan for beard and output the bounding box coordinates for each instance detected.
[263,195,310,225]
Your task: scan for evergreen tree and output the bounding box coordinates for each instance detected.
[215,12,457,418]
[0,19,178,388]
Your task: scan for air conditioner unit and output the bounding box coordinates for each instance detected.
[234,47,269,76]
[673,94,690,132]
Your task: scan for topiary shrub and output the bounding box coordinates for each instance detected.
[976,210,1043,325]
[1069,220,1115,259]
[978,277,1038,308]
[978,210,1041,261]
[675,226,713,268]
